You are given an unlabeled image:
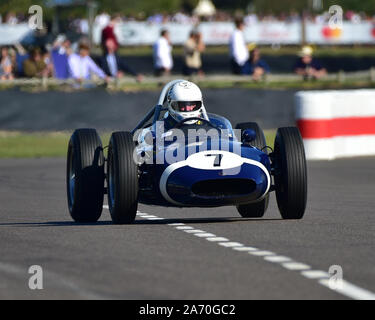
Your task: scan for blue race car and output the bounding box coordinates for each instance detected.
[67,80,307,224]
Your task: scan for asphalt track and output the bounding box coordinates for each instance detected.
[0,157,374,300]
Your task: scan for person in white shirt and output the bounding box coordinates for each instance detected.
[95,12,110,28]
[153,30,173,76]
[229,18,250,75]
[68,43,108,82]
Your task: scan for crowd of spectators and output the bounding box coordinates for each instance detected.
[0,12,28,25]
[229,18,270,79]
[2,9,375,31]
[151,28,204,77]
[93,10,375,25]
[0,14,328,83]
[0,16,143,84]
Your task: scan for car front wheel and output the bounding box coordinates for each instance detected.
[66,129,104,223]
[107,131,139,224]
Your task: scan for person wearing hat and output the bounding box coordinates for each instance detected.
[294,46,326,80]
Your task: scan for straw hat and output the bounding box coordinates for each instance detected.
[247,42,257,52]
[298,45,313,57]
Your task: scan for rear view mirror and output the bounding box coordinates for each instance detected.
[242,129,257,143]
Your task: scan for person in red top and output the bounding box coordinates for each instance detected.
[101,15,120,53]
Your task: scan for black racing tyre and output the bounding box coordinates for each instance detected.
[235,122,269,218]
[236,197,269,218]
[107,131,139,224]
[273,127,307,220]
[67,129,104,223]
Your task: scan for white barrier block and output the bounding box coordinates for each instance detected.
[295,89,375,160]
[304,135,375,160]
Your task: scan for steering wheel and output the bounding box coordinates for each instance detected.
[172,117,219,130]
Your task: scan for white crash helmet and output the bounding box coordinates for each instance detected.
[166,81,203,124]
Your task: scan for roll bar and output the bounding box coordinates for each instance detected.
[157,79,187,105]
[131,106,156,135]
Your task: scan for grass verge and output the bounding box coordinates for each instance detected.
[94,45,375,58]
[0,130,276,158]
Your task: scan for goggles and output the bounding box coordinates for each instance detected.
[171,101,202,112]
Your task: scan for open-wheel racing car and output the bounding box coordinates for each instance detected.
[67,80,307,224]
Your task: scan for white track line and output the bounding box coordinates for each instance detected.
[232,246,258,252]
[184,229,205,233]
[103,206,375,300]
[176,226,194,230]
[206,237,229,242]
[282,262,311,271]
[264,256,292,263]
[319,279,375,301]
[194,232,216,238]
[248,250,275,256]
[302,270,330,279]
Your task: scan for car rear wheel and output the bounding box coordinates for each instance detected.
[235,122,269,218]
[236,197,269,218]
[107,132,139,224]
[67,129,104,223]
[273,127,307,220]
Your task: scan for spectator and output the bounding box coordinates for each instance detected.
[5,12,18,25]
[153,29,173,77]
[247,47,270,81]
[68,43,108,82]
[42,49,54,78]
[79,19,89,35]
[100,38,143,82]
[101,15,120,52]
[51,35,72,79]
[294,46,327,80]
[95,12,110,28]
[23,48,50,78]
[183,30,205,76]
[0,46,14,80]
[229,18,250,75]
[13,43,29,77]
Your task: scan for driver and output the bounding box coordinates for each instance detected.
[164,81,204,131]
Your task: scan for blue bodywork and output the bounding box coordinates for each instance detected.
[135,110,271,208]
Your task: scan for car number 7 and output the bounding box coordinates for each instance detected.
[205,153,223,167]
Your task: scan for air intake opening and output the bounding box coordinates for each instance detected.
[192,179,256,197]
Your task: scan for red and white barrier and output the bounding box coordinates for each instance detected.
[295,90,375,160]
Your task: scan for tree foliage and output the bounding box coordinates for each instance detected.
[252,0,375,15]
[0,0,374,19]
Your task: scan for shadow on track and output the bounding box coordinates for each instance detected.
[0,217,282,227]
